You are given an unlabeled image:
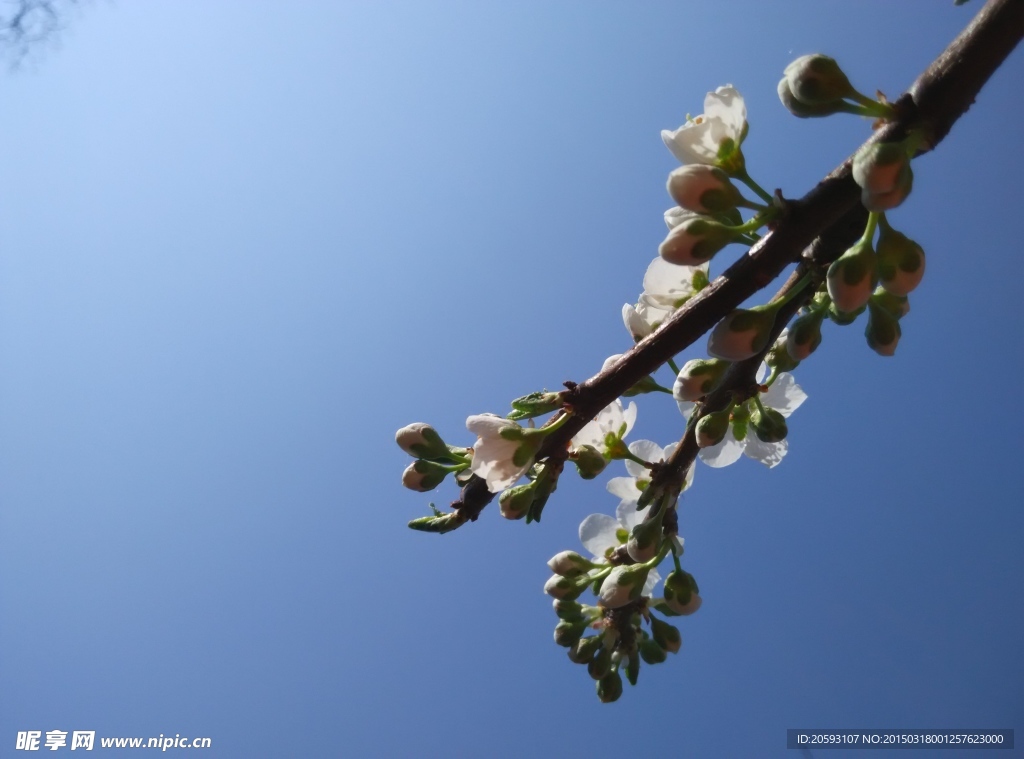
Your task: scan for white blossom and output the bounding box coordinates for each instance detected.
[606,440,694,513]
[466,414,531,493]
[578,500,661,596]
[698,366,807,469]
[571,399,637,452]
[661,85,747,167]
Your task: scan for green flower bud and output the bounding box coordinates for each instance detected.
[667,164,743,214]
[853,142,913,211]
[664,569,694,606]
[650,616,682,654]
[767,333,801,372]
[827,238,878,314]
[865,299,901,356]
[572,444,608,480]
[401,459,449,492]
[626,517,663,564]
[553,598,586,622]
[786,309,826,361]
[827,300,865,325]
[659,214,737,266]
[707,306,778,361]
[596,670,623,703]
[778,77,851,118]
[784,54,856,105]
[673,358,731,402]
[547,550,594,578]
[639,636,668,665]
[876,225,925,296]
[507,391,563,421]
[870,287,910,320]
[554,619,587,648]
[406,511,465,534]
[567,635,602,665]
[499,481,535,520]
[598,565,650,608]
[544,574,587,601]
[588,645,612,680]
[395,423,451,460]
[621,374,667,397]
[696,407,732,448]
[750,404,788,443]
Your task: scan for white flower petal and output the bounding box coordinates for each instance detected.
[616,500,644,532]
[743,436,788,468]
[621,402,638,437]
[698,433,745,468]
[579,514,620,559]
[642,568,662,596]
[606,476,641,502]
[676,398,696,420]
[628,439,664,469]
[761,373,807,418]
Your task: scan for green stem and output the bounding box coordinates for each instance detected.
[861,211,880,245]
[733,167,774,204]
[766,273,813,310]
[667,358,681,376]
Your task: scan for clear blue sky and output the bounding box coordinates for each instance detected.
[1,1,1020,757]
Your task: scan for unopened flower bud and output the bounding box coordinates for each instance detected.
[865,299,901,356]
[778,78,850,118]
[650,616,682,654]
[827,300,865,326]
[395,423,450,459]
[588,645,612,680]
[767,331,801,371]
[786,310,825,361]
[667,165,742,214]
[784,54,855,106]
[827,238,878,314]
[572,444,608,480]
[876,226,925,296]
[499,481,535,520]
[663,569,701,615]
[554,619,587,648]
[853,142,914,211]
[659,214,736,266]
[696,408,732,448]
[626,517,663,563]
[544,573,586,601]
[750,404,788,443]
[553,598,586,621]
[871,287,910,320]
[639,636,668,665]
[548,550,594,578]
[401,460,449,492]
[567,635,602,664]
[674,358,731,402]
[596,671,623,703]
[707,306,777,361]
[598,565,650,609]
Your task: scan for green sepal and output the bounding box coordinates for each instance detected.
[507,391,563,421]
[624,651,641,686]
[406,511,466,534]
[639,636,668,665]
[597,670,624,703]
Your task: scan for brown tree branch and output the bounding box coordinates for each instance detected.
[444,0,1022,528]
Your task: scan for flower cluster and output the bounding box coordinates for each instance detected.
[395,53,926,702]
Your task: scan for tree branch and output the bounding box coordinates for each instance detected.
[446,0,1022,527]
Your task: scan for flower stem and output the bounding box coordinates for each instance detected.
[733,167,774,204]
[667,358,681,376]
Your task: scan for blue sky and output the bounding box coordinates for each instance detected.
[0,2,1020,757]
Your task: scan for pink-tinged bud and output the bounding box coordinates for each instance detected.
[707,307,777,361]
[598,565,650,608]
[673,358,730,402]
[401,460,448,492]
[853,142,909,195]
[876,226,925,296]
[865,299,901,357]
[547,550,593,578]
[659,214,734,266]
[786,310,825,362]
[544,573,586,601]
[395,423,449,459]
[695,408,731,448]
[666,165,741,214]
[827,238,878,314]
